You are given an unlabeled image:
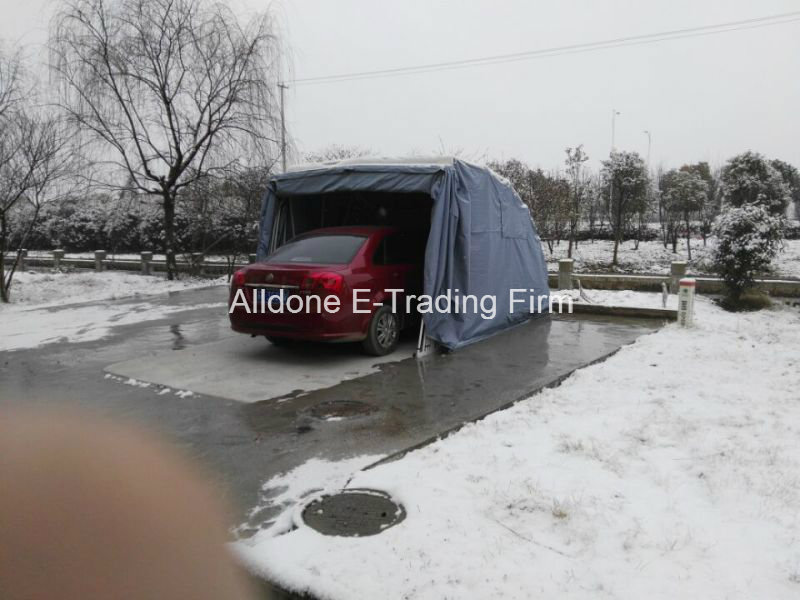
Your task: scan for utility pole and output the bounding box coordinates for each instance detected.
[643,129,653,237]
[611,108,620,151]
[278,82,289,173]
[608,108,621,210]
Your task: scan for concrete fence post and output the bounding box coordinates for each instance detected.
[191,252,205,276]
[248,253,257,264]
[140,251,153,275]
[20,249,28,271]
[670,261,687,294]
[52,249,65,270]
[94,250,107,272]
[558,259,574,290]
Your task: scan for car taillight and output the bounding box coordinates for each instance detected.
[301,272,344,294]
[232,270,246,286]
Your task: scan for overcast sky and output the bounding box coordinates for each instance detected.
[3,0,799,171]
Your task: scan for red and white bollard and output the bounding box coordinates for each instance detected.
[678,278,696,327]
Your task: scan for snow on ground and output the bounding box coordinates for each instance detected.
[543,238,800,279]
[0,271,226,352]
[3,270,225,308]
[238,295,800,599]
[102,373,199,400]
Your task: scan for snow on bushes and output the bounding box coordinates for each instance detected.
[713,204,783,302]
[720,151,791,217]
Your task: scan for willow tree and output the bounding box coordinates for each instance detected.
[0,48,74,303]
[51,0,283,278]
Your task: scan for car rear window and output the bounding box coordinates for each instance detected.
[266,234,367,264]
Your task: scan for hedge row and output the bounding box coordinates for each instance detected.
[18,201,258,254]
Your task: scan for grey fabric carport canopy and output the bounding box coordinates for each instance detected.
[256,157,550,349]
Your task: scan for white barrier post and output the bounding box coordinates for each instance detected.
[558,259,574,290]
[678,278,696,327]
[53,249,65,270]
[191,252,205,276]
[670,261,687,294]
[94,250,107,271]
[140,251,153,275]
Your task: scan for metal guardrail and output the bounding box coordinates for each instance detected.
[3,251,254,277]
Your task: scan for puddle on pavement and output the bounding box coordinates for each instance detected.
[170,324,186,350]
[305,400,378,421]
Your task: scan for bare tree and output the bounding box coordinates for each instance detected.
[181,166,270,278]
[564,145,589,258]
[1,113,75,302]
[662,169,707,261]
[0,47,25,122]
[304,145,373,164]
[545,170,570,247]
[51,0,283,279]
[585,175,605,242]
[0,48,75,302]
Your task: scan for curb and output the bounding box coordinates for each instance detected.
[569,303,677,320]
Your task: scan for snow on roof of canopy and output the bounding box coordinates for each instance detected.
[286,155,455,173]
[283,155,513,190]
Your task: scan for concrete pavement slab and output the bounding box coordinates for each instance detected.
[105,336,415,403]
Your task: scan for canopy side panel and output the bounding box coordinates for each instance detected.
[423,160,550,349]
[255,184,277,260]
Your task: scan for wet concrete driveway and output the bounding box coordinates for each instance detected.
[0,285,661,529]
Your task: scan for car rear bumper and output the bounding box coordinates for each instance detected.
[228,297,369,342]
[229,318,366,342]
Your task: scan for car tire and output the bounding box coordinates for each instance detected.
[362,305,399,356]
[265,335,290,346]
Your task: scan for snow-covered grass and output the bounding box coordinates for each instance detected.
[2,270,225,308]
[238,295,800,599]
[543,238,800,279]
[0,271,227,352]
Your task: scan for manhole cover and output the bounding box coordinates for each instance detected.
[307,400,377,420]
[302,489,405,536]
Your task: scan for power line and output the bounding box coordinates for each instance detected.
[291,11,800,86]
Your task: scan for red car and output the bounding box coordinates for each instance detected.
[229,226,424,355]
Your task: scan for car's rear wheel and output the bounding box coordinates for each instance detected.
[362,306,399,356]
[265,335,291,346]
